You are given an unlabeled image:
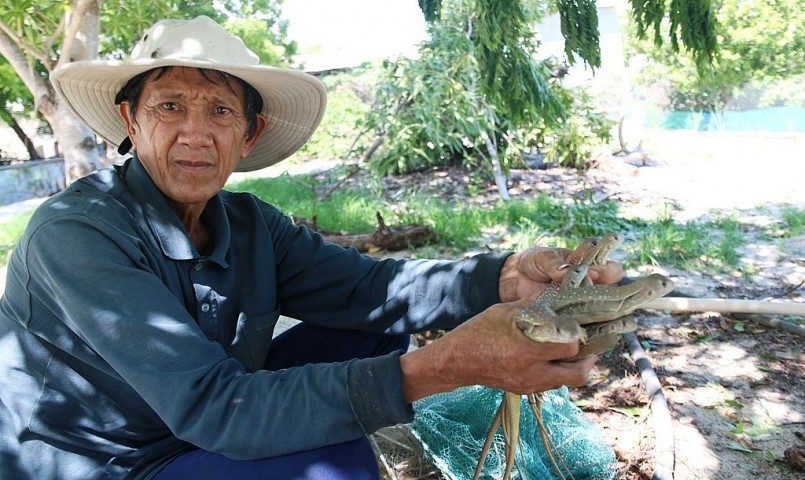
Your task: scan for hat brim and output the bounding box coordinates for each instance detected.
[51,59,327,172]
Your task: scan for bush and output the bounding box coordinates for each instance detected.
[526,88,614,169]
[295,67,378,161]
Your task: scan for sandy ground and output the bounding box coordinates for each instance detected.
[579,131,805,480]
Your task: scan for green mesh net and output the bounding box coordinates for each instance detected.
[411,386,616,480]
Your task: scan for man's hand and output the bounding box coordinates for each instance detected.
[498,246,624,303]
[399,300,597,403]
[399,244,624,404]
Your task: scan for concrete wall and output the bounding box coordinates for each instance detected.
[0,159,64,206]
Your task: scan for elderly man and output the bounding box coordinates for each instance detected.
[0,16,621,480]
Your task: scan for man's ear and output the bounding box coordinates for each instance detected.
[117,102,137,139]
[241,114,267,158]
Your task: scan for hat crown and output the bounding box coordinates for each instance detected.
[130,16,259,67]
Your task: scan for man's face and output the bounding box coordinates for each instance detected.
[118,67,265,210]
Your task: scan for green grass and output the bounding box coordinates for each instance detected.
[0,212,33,265]
[228,173,643,253]
[781,205,805,235]
[227,172,755,274]
[625,213,746,272]
[0,170,781,278]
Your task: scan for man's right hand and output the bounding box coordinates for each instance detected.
[398,300,597,403]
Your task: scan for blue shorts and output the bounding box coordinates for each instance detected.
[153,324,410,480]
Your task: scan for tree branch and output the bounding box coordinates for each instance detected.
[0,26,46,100]
[43,14,66,70]
[0,21,50,73]
[57,0,100,69]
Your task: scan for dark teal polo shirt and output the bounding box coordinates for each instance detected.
[0,156,507,479]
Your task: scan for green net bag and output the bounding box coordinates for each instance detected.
[411,386,616,480]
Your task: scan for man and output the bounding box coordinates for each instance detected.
[0,16,621,480]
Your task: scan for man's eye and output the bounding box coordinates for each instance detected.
[215,106,232,115]
[161,102,177,111]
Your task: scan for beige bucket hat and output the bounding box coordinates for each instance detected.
[51,15,327,172]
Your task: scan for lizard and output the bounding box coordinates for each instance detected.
[473,234,674,480]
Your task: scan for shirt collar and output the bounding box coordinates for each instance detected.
[122,156,231,268]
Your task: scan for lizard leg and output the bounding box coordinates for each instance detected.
[474,397,504,480]
[500,391,521,480]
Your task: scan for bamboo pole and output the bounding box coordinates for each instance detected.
[644,297,805,336]
[625,332,674,480]
[645,297,805,316]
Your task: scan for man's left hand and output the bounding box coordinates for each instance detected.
[497,246,624,303]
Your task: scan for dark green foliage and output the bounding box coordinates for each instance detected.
[364,0,620,178]
[631,0,718,73]
[628,0,805,114]
[472,0,563,125]
[363,22,503,176]
[557,0,601,68]
[529,88,615,169]
[419,0,443,22]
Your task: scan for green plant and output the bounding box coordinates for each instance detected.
[626,213,745,272]
[781,206,805,235]
[363,27,499,177]
[514,87,616,170]
[295,68,376,161]
[362,0,567,201]
[0,212,32,265]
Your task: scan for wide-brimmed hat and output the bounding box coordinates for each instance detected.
[51,15,327,172]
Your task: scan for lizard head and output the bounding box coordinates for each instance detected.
[644,273,675,298]
[515,314,587,344]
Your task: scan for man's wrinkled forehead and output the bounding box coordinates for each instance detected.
[142,66,246,95]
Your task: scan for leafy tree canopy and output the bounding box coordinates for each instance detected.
[627,0,805,111]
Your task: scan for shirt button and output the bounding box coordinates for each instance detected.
[201,303,210,313]
[194,263,204,272]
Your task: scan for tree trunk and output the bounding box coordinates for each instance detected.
[480,129,510,200]
[55,0,103,182]
[49,103,102,182]
[463,15,510,201]
[0,108,41,160]
[1,4,104,183]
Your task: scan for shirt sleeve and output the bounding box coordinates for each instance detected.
[259,201,509,333]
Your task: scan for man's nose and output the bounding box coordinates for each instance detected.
[178,110,215,147]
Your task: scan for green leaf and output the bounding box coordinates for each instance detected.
[609,406,644,417]
[725,443,753,454]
